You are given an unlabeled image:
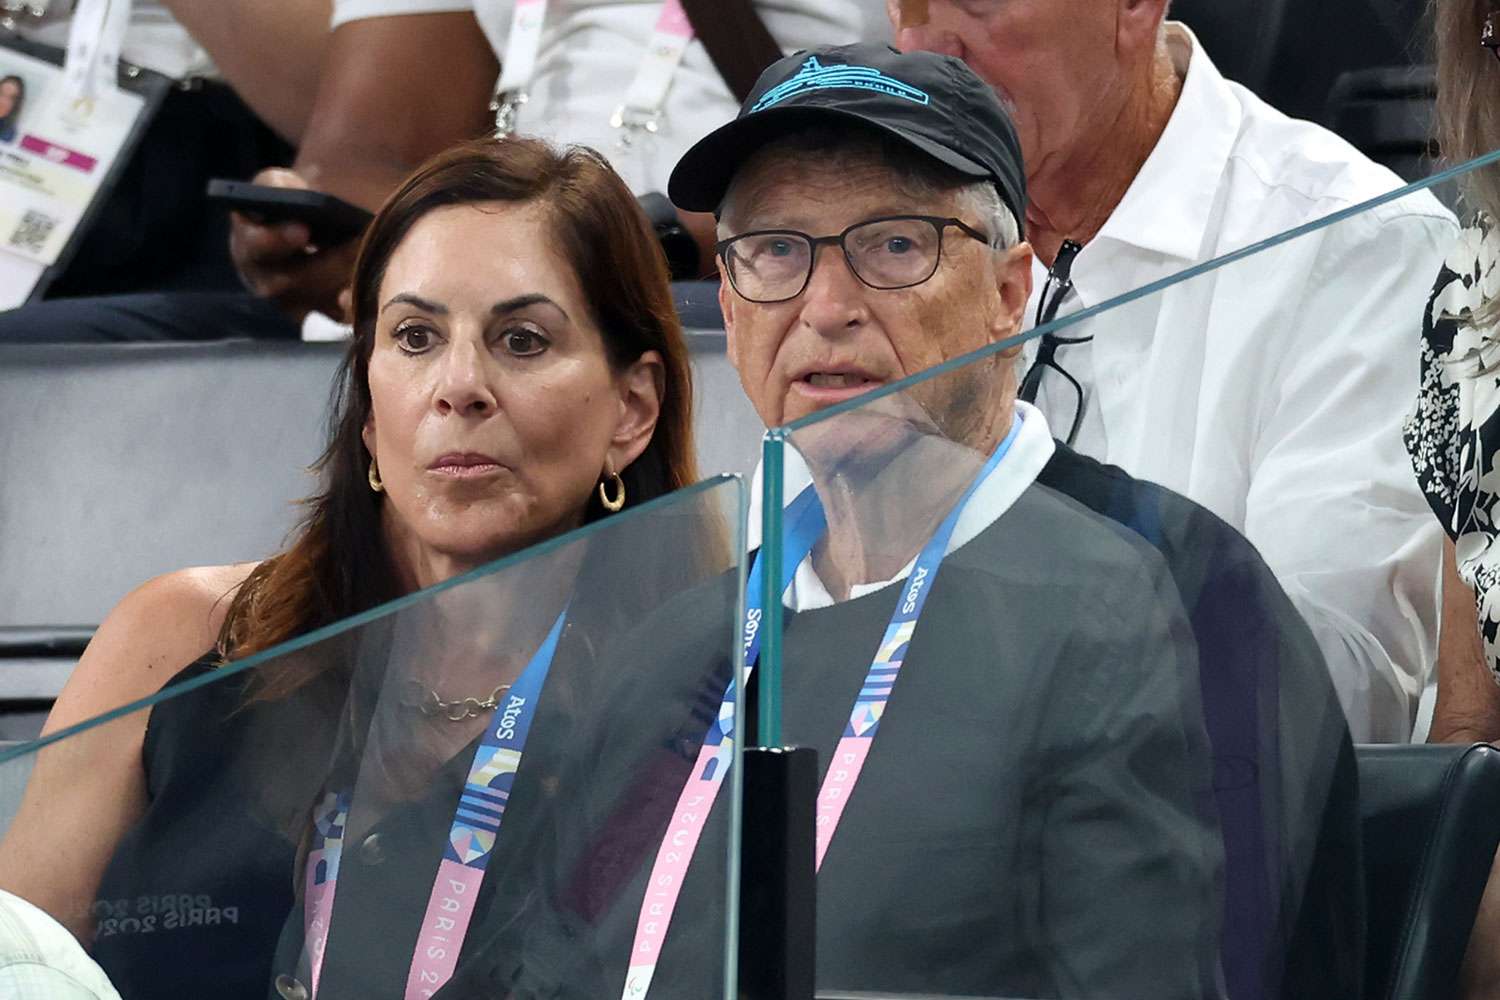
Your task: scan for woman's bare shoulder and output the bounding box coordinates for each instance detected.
[45,563,260,730]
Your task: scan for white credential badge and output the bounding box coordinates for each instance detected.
[0,0,152,306]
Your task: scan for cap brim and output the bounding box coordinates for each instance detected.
[667,105,992,214]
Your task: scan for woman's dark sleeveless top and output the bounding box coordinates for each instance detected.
[91,655,340,1000]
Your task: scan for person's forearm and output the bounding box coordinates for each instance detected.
[160,0,331,144]
[1430,537,1500,744]
[290,12,498,211]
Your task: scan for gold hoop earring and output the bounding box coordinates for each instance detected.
[598,470,625,513]
[368,458,385,494]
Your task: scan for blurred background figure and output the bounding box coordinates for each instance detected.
[1405,2,1500,997]
[1408,0,1500,748]
[0,0,889,343]
[0,0,327,299]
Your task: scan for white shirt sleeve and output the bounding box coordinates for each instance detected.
[1242,204,1456,742]
[0,892,122,1000]
[331,0,473,29]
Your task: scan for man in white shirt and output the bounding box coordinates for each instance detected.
[895,0,1458,741]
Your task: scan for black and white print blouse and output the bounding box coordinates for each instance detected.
[1405,215,1500,684]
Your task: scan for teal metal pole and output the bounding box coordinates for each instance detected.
[758,432,784,748]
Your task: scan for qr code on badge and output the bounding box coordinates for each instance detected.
[8,209,58,255]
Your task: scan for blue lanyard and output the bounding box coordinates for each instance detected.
[303,609,568,1000]
[622,416,1028,1000]
[714,414,1026,748]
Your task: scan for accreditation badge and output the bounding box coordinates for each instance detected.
[0,26,167,308]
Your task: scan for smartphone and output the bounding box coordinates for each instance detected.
[206,179,374,248]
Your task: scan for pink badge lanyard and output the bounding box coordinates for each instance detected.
[620,417,1025,999]
[300,610,568,1000]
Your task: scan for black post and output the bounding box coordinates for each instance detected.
[738,745,818,1000]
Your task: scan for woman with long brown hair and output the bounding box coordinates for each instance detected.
[1405,3,1500,996]
[1407,0,1500,747]
[0,135,699,1000]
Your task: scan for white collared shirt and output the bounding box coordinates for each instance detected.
[746,402,1057,612]
[1023,23,1457,741]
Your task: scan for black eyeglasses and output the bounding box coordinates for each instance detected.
[716,215,991,304]
[1018,240,1090,447]
[1484,10,1500,61]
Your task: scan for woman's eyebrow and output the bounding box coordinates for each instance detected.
[492,293,568,321]
[382,293,446,313]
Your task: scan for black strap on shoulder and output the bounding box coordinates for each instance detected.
[679,0,783,105]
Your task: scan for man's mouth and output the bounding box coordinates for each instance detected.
[804,372,877,389]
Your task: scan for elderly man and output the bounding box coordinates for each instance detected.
[892,0,1458,742]
[623,42,1355,1000]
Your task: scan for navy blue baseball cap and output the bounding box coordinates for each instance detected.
[668,43,1026,230]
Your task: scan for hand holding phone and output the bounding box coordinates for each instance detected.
[208,179,374,249]
[221,168,370,323]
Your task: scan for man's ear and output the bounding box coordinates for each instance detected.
[607,350,666,474]
[991,241,1034,355]
[718,257,740,367]
[1116,0,1170,56]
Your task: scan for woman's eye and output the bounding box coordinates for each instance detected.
[394,324,434,353]
[502,327,548,356]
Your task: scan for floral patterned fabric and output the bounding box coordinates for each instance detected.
[1405,215,1500,683]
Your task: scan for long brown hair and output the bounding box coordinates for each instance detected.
[219,138,698,694]
[1436,0,1500,329]
[1437,0,1500,209]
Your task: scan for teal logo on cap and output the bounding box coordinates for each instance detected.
[751,56,931,113]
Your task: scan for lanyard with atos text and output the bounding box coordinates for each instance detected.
[619,416,1025,999]
[301,610,568,1000]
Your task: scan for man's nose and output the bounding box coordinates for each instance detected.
[797,244,867,336]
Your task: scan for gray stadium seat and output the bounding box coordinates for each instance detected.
[1360,743,1500,1000]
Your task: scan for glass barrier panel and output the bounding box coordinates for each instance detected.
[0,474,747,1000]
[749,152,1500,997]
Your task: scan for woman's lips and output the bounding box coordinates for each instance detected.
[427,453,504,478]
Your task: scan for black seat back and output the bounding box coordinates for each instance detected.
[1170,0,1289,95]
[1173,0,1431,125]
[1326,65,1448,201]
[1359,743,1500,1000]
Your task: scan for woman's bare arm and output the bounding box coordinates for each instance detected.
[1429,537,1500,744]
[0,564,252,942]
